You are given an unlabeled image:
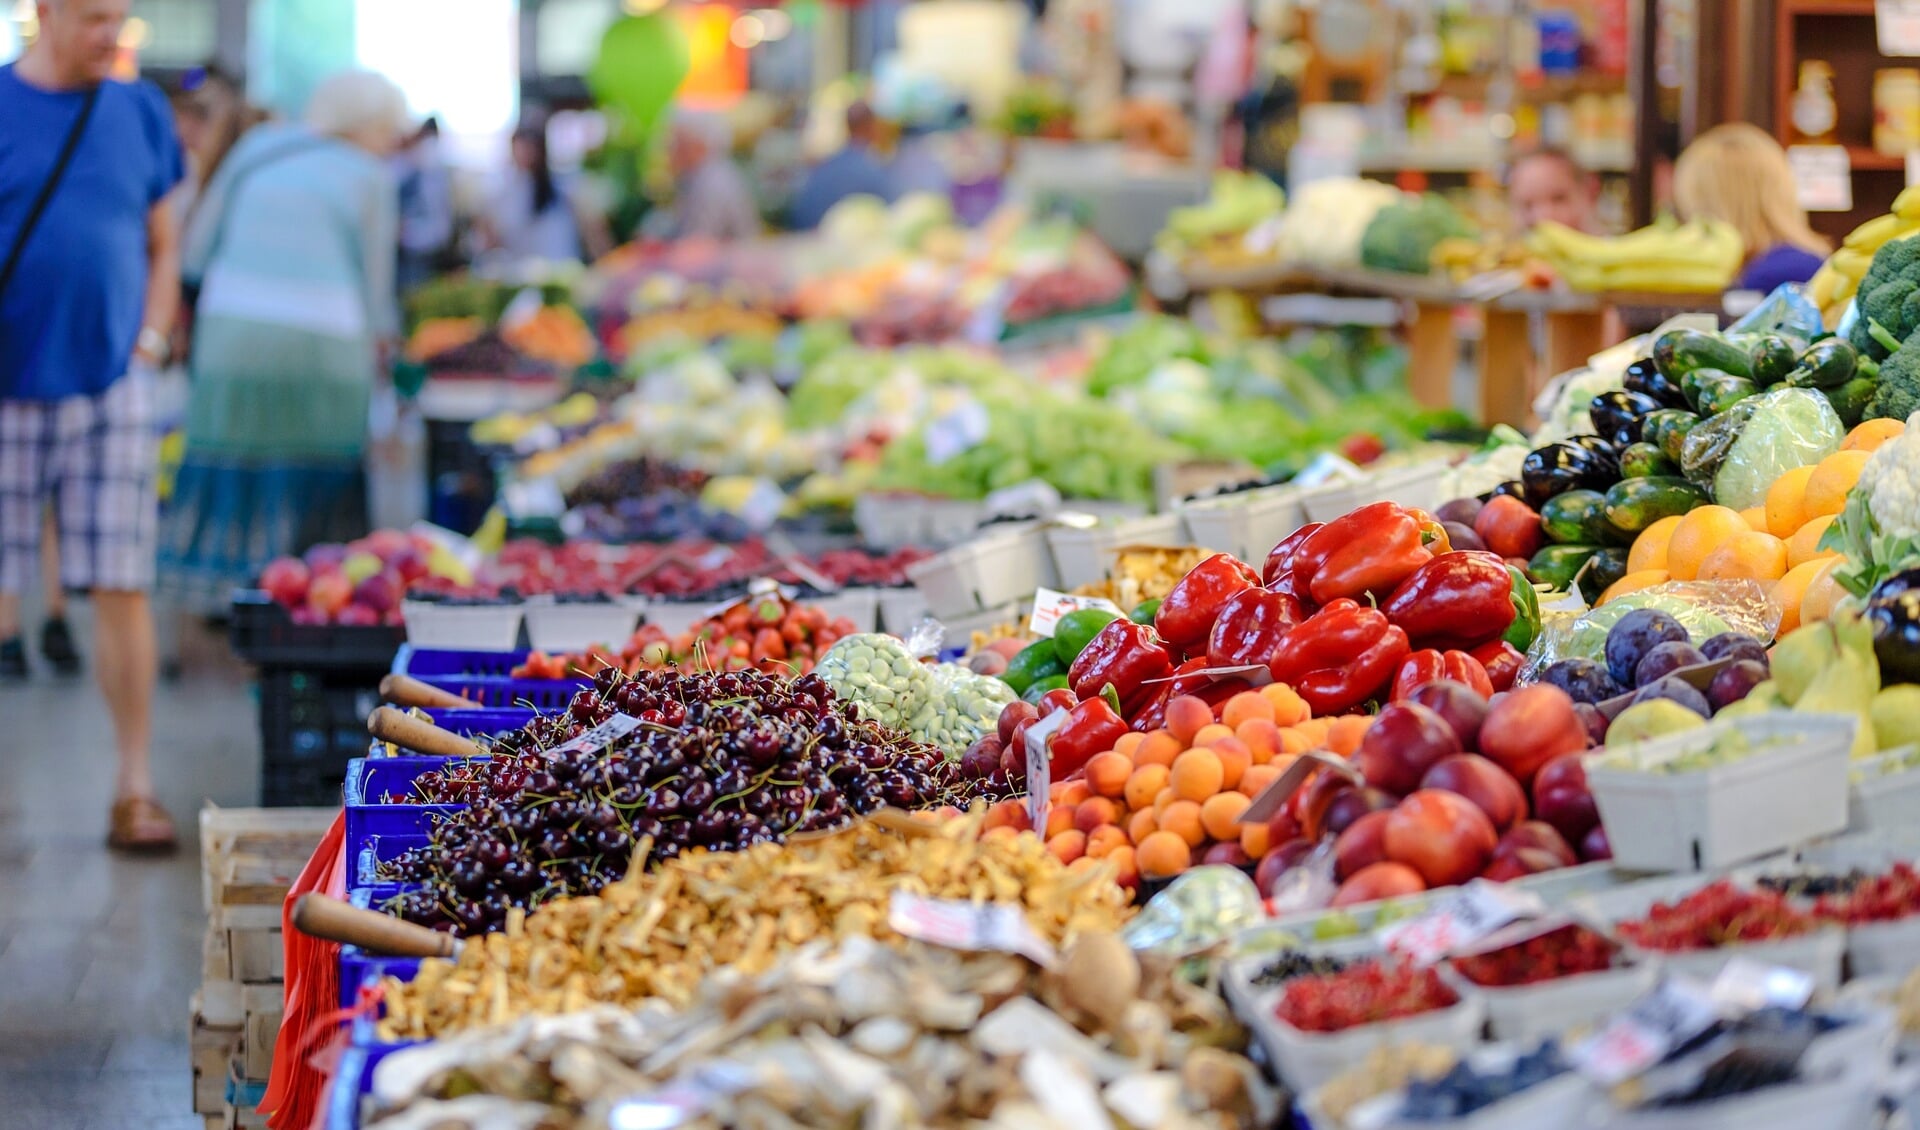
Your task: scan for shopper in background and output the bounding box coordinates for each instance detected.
[1507,147,1601,234]
[1674,122,1831,293]
[664,112,762,242]
[479,124,611,264]
[396,116,457,292]
[791,101,895,229]
[169,64,251,232]
[0,0,185,849]
[158,71,407,625]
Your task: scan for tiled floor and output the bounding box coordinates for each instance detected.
[0,608,261,1129]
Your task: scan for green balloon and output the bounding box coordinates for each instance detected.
[588,13,690,138]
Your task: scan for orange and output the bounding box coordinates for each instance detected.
[1800,557,1849,624]
[1739,506,1769,532]
[1222,690,1276,729]
[1599,569,1670,604]
[1170,748,1226,800]
[1135,730,1182,768]
[1127,807,1158,844]
[1046,830,1087,864]
[1666,506,1751,581]
[1106,844,1139,888]
[1085,825,1129,859]
[1200,792,1253,840]
[1210,737,1251,790]
[1260,683,1311,726]
[1112,731,1146,760]
[1628,514,1685,574]
[1787,514,1840,568]
[1770,558,1833,635]
[1164,695,1213,743]
[1192,722,1236,747]
[1045,804,1077,839]
[1843,418,1905,453]
[1696,531,1789,583]
[1764,466,1818,538]
[1135,830,1192,878]
[1158,800,1207,847]
[1074,797,1120,833]
[1239,762,1281,799]
[1236,718,1281,763]
[1084,752,1133,799]
[1326,715,1373,756]
[1805,450,1872,518]
[1124,763,1171,811]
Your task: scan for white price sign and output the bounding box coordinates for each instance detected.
[1881,0,1920,54]
[1025,708,1068,833]
[888,891,1058,965]
[1788,145,1854,213]
[548,713,644,756]
[1027,588,1125,638]
[1376,880,1546,966]
[1570,975,1721,1084]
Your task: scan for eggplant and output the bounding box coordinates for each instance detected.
[1590,390,1664,444]
[1869,569,1920,686]
[1520,442,1611,508]
[1488,480,1529,504]
[1623,357,1690,409]
[1567,435,1621,480]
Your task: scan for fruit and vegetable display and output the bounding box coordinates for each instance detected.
[1273,957,1460,1032]
[1358,193,1478,276]
[507,593,859,679]
[411,539,925,605]
[1808,186,1920,325]
[256,529,469,626]
[1448,922,1621,987]
[1154,170,1288,270]
[1612,880,1819,951]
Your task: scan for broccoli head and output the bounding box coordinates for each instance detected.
[1869,332,1920,422]
[1852,236,1920,358]
[1359,196,1474,275]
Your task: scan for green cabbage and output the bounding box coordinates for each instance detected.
[1712,387,1844,510]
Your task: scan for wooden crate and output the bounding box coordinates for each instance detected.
[224,1056,270,1128]
[242,1001,284,1081]
[199,803,333,913]
[224,922,284,983]
[190,998,241,1116]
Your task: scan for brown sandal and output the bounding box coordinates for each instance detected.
[108,796,178,853]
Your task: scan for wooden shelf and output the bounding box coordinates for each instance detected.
[1846,146,1909,171]
[1779,0,1876,14]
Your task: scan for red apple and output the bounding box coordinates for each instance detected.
[389,548,430,584]
[259,556,310,608]
[1297,771,1357,841]
[998,701,1038,745]
[336,603,380,627]
[1202,842,1252,867]
[362,528,411,561]
[1322,786,1397,839]
[1495,820,1578,868]
[1580,824,1612,862]
[1478,686,1586,786]
[1254,838,1316,896]
[1406,679,1491,751]
[1332,862,1427,907]
[1482,847,1566,881]
[353,570,403,615]
[1354,703,1462,796]
[1531,754,1600,845]
[998,746,1026,789]
[1420,754,1525,832]
[289,605,324,626]
[1333,809,1393,881]
[1384,789,1498,888]
[307,571,353,617]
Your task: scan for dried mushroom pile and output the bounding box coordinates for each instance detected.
[380,812,1134,1040]
[367,935,1272,1130]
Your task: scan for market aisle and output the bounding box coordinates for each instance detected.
[0,610,259,1130]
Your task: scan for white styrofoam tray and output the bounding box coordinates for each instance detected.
[1044,513,1185,588]
[521,600,640,653]
[1298,460,1451,524]
[1846,745,1920,833]
[1248,991,1487,1098]
[1177,484,1306,561]
[1583,713,1854,872]
[399,602,523,651]
[1441,960,1657,1045]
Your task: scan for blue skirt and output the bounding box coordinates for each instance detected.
[158,456,367,614]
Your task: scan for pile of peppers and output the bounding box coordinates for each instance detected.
[1037,502,1543,774]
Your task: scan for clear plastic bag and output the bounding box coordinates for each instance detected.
[1708,387,1845,511]
[1521,579,1784,681]
[1120,866,1267,956]
[1727,282,1824,342]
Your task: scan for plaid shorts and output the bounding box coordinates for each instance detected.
[0,370,160,593]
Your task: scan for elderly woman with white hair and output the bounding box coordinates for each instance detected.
[158,69,407,612]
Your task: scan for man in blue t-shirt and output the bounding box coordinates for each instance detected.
[0,0,186,852]
[790,101,897,230]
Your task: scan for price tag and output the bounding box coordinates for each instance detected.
[1376,880,1547,966]
[1788,145,1854,213]
[1570,975,1721,1084]
[1141,662,1274,689]
[1027,587,1125,637]
[888,891,1058,966]
[548,713,644,756]
[1710,957,1814,1012]
[510,421,563,456]
[1881,0,1920,54]
[924,399,991,465]
[1025,709,1068,833]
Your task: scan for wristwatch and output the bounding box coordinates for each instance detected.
[136,326,168,364]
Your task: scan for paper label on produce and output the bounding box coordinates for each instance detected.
[1376,880,1547,966]
[1027,588,1124,637]
[1025,709,1068,832]
[548,713,643,756]
[1788,146,1853,212]
[924,400,991,465]
[888,891,1058,966]
[1570,975,1721,1084]
[499,287,543,329]
[1710,958,1814,1012]
[1140,663,1273,689]
[1881,0,1920,54]
[1238,750,1362,825]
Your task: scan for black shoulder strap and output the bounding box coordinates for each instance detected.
[0,84,101,301]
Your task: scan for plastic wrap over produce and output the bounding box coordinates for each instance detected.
[1120,866,1267,956]
[1520,579,1784,682]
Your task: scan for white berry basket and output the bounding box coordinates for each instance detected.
[1584,712,1854,873]
[1250,994,1487,1098]
[1369,1072,1600,1130]
[521,599,640,653]
[641,599,709,638]
[399,601,523,651]
[807,588,881,633]
[876,587,930,634]
[1845,745,1920,833]
[1573,873,1847,994]
[853,494,929,549]
[1044,513,1184,588]
[1599,1069,1881,1130]
[1439,960,1657,1045]
[1177,485,1305,561]
[905,525,1053,618]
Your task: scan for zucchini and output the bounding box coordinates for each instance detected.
[1604,476,1708,532]
[1540,490,1608,545]
[1577,547,1631,605]
[1529,544,1599,591]
[1695,374,1758,416]
[1823,377,1878,427]
[1652,328,1754,380]
[1746,334,1799,387]
[1617,441,1677,480]
[1786,338,1860,390]
[1642,408,1701,463]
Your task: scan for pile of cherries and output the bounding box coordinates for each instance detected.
[378,666,965,935]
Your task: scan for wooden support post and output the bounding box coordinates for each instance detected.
[1405,301,1457,411]
[1479,307,1535,428]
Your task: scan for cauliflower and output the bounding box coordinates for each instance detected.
[1826,411,1920,597]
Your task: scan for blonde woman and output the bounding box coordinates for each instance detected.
[1674,122,1831,293]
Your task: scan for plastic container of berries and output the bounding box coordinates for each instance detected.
[1441,959,1657,1046]
[1599,1070,1881,1130]
[1576,875,1847,994]
[1178,484,1305,561]
[1298,460,1451,525]
[1370,1072,1599,1130]
[399,599,524,651]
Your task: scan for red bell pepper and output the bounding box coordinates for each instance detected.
[1379,551,1517,651]
[1288,502,1435,606]
[1389,649,1495,701]
[1049,688,1128,778]
[1154,552,1261,652]
[1268,598,1410,716]
[1262,524,1322,586]
[1068,618,1174,716]
[1206,588,1302,668]
[1470,640,1526,693]
[1010,687,1078,751]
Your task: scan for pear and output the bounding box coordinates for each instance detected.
[1716,684,1779,721]
[1771,622,1843,706]
[1608,700,1710,747]
[1797,642,1882,758]
[1872,685,1920,754]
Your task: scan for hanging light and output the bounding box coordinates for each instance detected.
[729,11,765,49]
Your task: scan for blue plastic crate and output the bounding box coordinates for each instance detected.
[344,757,475,866]
[351,828,430,889]
[391,644,588,709]
[419,705,539,731]
[350,993,423,1097]
[326,1046,366,1129]
[338,884,425,1007]
[392,645,526,678]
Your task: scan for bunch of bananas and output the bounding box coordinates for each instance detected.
[1808,186,1920,323]
[1526,219,1743,293]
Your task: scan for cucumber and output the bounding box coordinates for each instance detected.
[1677,368,1720,411]
[1823,377,1878,427]
[1786,338,1860,390]
[1618,441,1677,480]
[1604,476,1708,532]
[1642,408,1701,463]
[1540,490,1607,545]
[1577,547,1631,605]
[1652,328,1754,380]
[1529,544,1599,591]
[1695,375,1758,416]
[1746,334,1799,387]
